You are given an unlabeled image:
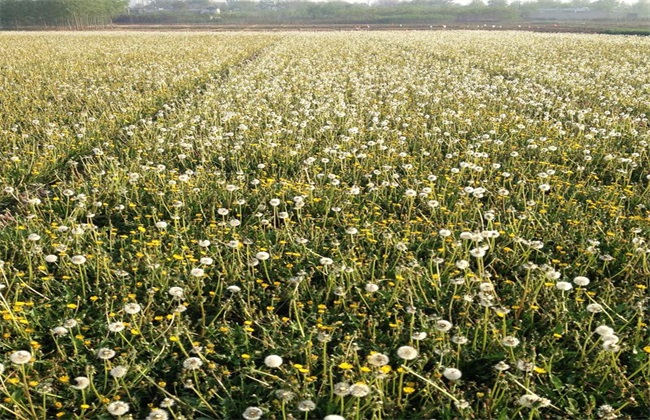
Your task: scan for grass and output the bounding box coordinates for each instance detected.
[0,30,649,419]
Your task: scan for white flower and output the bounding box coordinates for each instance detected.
[333,382,351,396]
[297,400,316,411]
[324,416,346,420]
[64,319,78,328]
[442,367,462,380]
[9,350,32,364]
[396,345,418,360]
[0,363,4,375]
[412,332,428,340]
[573,276,590,286]
[183,357,203,370]
[349,383,371,397]
[124,303,141,314]
[97,348,116,360]
[595,325,614,336]
[597,404,618,419]
[160,398,175,408]
[365,283,379,293]
[435,320,453,332]
[200,257,214,265]
[479,282,495,292]
[439,229,452,237]
[44,255,58,263]
[110,366,128,378]
[367,353,390,367]
[264,355,283,368]
[108,322,125,332]
[190,268,205,277]
[518,394,543,408]
[146,408,169,420]
[51,326,68,336]
[155,221,168,229]
[456,260,469,270]
[586,303,603,313]
[255,251,270,261]
[70,255,87,265]
[107,401,129,416]
[470,247,487,258]
[602,340,620,352]
[242,406,264,420]
[494,361,510,371]
[269,198,281,207]
[27,233,40,241]
[555,281,573,291]
[198,240,211,247]
[168,287,184,299]
[600,334,619,344]
[345,227,358,235]
[451,335,468,345]
[516,359,534,372]
[71,376,90,390]
[227,285,241,293]
[319,257,334,266]
[275,389,296,401]
[501,336,520,347]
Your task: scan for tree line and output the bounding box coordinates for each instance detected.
[120,0,648,25]
[0,0,127,28]
[1,0,648,29]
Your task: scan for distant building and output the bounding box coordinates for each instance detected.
[129,0,152,6]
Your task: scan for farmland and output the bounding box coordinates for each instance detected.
[0,31,649,419]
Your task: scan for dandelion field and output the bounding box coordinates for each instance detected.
[0,31,649,419]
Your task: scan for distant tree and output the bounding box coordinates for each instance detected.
[628,0,649,17]
[488,0,508,6]
[0,0,127,28]
[589,0,620,12]
[413,0,455,7]
[569,0,590,7]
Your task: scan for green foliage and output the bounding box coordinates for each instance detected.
[0,0,127,28]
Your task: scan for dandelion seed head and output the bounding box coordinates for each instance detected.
[97,348,116,360]
[264,355,283,368]
[396,345,418,360]
[333,382,351,396]
[573,276,590,286]
[10,350,32,364]
[182,357,203,370]
[107,401,129,416]
[297,400,316,411]
[124,303,141,314]
[242,406,263,420]
[443,367,462,380]
[110,366,128,378]
[71,376,90,390]
[349,383,371,397]
[595,325,614,336]
[146,408,169,420]
[367,353,389,367]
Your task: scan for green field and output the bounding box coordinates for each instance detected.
[0,31,649,419]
